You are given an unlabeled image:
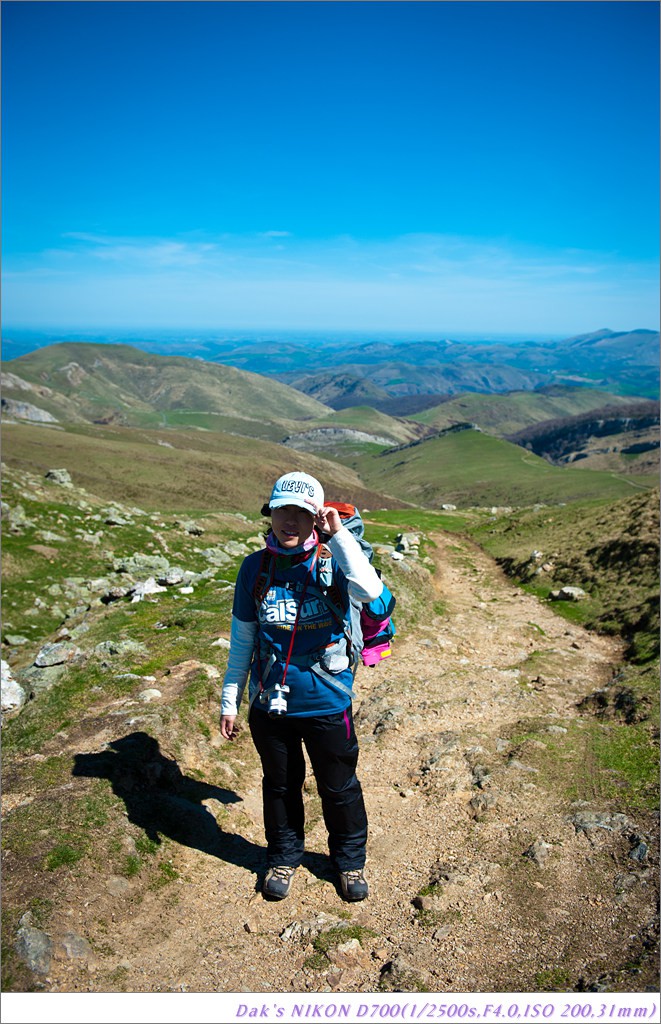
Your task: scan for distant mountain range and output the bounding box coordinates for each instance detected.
[2,337,658,511]
[3,327,659,405]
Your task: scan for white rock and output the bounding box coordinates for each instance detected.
[138,688,162,702]
[1,659,27,712]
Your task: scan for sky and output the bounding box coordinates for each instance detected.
[2,0,659,336]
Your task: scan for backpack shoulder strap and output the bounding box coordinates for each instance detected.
[253,548,274,611]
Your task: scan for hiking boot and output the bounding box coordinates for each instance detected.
[339,869,369,902]
[263,865,296,900]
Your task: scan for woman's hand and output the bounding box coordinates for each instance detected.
[221,715,238,740]
[315,505,343,537]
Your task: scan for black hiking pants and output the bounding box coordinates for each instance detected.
[249,705,368,872]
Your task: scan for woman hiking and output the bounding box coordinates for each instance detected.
[220,471,382,901]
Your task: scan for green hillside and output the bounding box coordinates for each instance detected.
[1,420,406,515]
[3,343,331,428]
[411,387,637,436]
[353,427,651,508]
[317,405,421,442]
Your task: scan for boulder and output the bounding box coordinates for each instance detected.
[1,659,28,713]
[550,586,587,602]
[44,468,73,487]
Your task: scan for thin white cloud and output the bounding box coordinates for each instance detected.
[3,230,658,333]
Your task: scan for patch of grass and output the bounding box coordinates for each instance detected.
[589,721,658,810]
[313,924,375,954]
[504,714,659,812]
[534,967,572,991]
[303,923,376,968]
[135,836,160,857]
[45,842,85,870]
[303,951,329,971]
[124,855,142,877]
[149,861,180,889]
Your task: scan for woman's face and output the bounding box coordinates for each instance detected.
[271,504,315,549]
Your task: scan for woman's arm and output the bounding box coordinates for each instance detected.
[220,615,257,719]
[328,527,383,603]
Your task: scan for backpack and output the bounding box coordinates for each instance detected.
[253,501,396,673]
[320,502,396,668]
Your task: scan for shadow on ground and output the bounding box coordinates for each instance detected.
[72,731,265,874]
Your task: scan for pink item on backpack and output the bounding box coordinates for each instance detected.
[361,641,392,667]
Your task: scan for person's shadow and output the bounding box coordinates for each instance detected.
[72,731,264,875]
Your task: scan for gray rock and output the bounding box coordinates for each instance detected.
[15,913,53,974]
[113,553,170,577]
[20,663,67,694]
[4,634,30,646]
[1,398,57,423]
[200,547,231,566]
[5,503,36,532]
[44,468,73,487]
[629,841,649,863]
[523,839,553,866]
[138,688,162,702]
[106,876,132,896]
[223,540,250,557]
[104,512,131,526]
[507,759,539,772]
[379,956,424,992]
[61,931,94,959]
[469,791,497,816]
[569,811,631,834]
[158,568,187,586]
[178,519,204,536]
[36,529,67,543]
[34,641,82,667]
[94,639,149,658]
[472,764,491,788]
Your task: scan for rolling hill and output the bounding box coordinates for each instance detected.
[1,343,331,431]
[352,425,653,508]
[2,339,657,514]
[408,386,640,436]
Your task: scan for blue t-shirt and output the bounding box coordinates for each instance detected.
[233,546,354,717]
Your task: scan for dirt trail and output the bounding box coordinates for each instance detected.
[41,531,657,995]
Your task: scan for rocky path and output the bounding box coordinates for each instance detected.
[40,531,657,996]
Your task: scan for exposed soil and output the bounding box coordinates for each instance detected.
[4,532,658,997]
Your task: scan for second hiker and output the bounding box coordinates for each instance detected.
[220,471,383,901]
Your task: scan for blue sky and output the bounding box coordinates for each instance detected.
[2,0,659,335]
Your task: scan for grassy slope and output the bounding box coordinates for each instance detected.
[292,405,422,445]
[1,421,409,514]
[4,342,331,426]
[410,387,637,435]
[353,428,651,508]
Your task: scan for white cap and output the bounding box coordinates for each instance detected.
[268,472,324,515]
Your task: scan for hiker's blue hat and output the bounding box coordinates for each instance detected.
[267,472,324,515]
